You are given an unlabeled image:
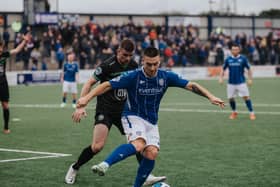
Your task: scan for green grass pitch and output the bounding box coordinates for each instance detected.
[0,78,280,187]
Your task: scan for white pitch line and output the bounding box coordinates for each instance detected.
[9,103,280,115]
[0,148,71,156]
[10,102,280,108]
[161,103,280,107]
[0,156,67,163]
[159,108,280,115]
[0,148,72,163]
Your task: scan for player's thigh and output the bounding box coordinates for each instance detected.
[237,83,250,97]
[69,82,78,94]
[92,124,109,146]
[227,84,237,98]
[145,122,160,150]
[62,81,69,93]
[121,115,147,143]
[0,81,9,102]
[111,113,125,135]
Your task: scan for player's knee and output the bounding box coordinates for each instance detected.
[143,146,159,160]
[229,98,235,102]
[1,102,9,109]
[91,142,105,153]
[131,138,146,152]
[243,96,250,100]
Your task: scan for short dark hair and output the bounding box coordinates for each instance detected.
[120,39,135,52]
[231,43,240,49]
[144,47,159,58]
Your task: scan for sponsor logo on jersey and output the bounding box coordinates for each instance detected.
[138,88,163,95]
[229,62,241,66]
[114,89,127,101]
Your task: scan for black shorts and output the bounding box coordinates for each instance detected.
[94,111,125,135]
[0,80,9,102]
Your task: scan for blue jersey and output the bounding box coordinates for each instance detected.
[223,55,250,85]
[63,62,79,82]
[109,67,189,125]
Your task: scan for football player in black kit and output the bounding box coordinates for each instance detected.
[0,33,30,134]
[65,39,166,185]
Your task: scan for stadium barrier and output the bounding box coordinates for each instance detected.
[7,65,278,86]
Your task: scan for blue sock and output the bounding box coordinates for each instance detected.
[105,144,136,166]
[245,99,253,112]
[72,99,76,104]
[229,100,236,111]
[134,157,155,187]
[62,97,66,103]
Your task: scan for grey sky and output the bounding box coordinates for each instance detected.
[54,0,280,15]
[0,0,279,15]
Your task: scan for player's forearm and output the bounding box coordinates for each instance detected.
[248,69,253,80]
[80,78,97,97]
[219,69,225,79]
[187,82,214,99]
[80,82,92,97]
[10,39,26,55]
[84,81,112,102]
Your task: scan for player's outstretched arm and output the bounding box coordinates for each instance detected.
[186,82,225,108]
[247,69,253,86]
[219,68,225,84]
[10,33,31,55]
[76,81,112,108]
[72,77,98,123]
[80,77,98,97]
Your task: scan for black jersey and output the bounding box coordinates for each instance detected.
[0,52,10,83]
[93,55,138,113]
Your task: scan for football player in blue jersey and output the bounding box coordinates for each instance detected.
[74,47,225,187]
[60,50,79,108]
[66,40,166,186]
[219,43,256,120]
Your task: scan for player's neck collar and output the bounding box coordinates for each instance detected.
[141,66,158,78]
[231,54,241,58]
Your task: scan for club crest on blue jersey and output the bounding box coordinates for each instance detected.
[159,78,164,86]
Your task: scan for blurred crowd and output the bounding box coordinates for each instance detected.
[2,21,280,71]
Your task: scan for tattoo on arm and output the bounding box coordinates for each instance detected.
[191,84,208,99]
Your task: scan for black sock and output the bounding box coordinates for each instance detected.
[136,152,143,165]
[73,145,95,170]
[3,108,9,130]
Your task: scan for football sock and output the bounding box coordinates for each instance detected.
[245,99,253,112]
[229,100,236,111]
[134,157,155,187]
[136,152,143,164]
[105,143,136,166]
[73,145,95,170]
[72,99,76,104]
[3,108,9,130]
[62,97,66,103]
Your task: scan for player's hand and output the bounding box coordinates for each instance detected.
[72,107,87,123]
[218,77,223,84]
[247,79,253,86]
[209,96,225,109]
[22,32,32,42]
[76,97,89,108]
